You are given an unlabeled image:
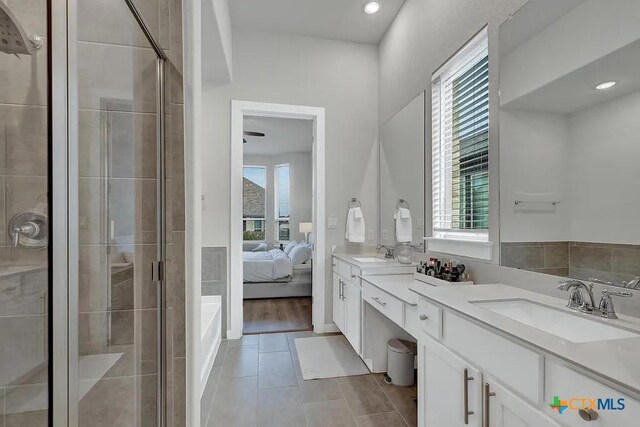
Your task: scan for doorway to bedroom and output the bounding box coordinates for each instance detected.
[235,106,323,335]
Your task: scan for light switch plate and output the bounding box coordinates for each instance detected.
[382,229,388,240]
[417,218,424,230]
[368,229,375,240]
[328,217,338,229]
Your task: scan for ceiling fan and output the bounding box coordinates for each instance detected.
[243,131,265,143]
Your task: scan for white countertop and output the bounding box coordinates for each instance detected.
[408,282,640,398]
[332,253,417,275]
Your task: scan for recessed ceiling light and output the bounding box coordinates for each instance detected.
[596,81,616,90]
[364,1,380,14]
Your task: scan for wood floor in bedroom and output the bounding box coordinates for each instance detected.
[243,296,313,334]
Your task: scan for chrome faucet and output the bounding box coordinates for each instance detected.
[376,245,394,259]
[598,289,633,319]
[589,276,640,290]
[557,279,596,313]
[623,277,640,290]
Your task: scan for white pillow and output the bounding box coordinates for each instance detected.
[283,241,298,255]
[289,243,312,265]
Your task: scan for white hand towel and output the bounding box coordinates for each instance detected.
[346,207,366,243]
[395,208,412,243]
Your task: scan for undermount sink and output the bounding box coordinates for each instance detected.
[353,257,389,263]
[472,299,640,343]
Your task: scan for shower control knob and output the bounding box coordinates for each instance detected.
[13,222,39,246]
[8,210,48,249]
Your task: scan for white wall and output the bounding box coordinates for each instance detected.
[379,92,425,246]
[569,90,640,244]
[378,0,525,123]
[499,91,640,245]
[202,0,233,85]
[499,109,571,242]
[378,0,527,263]
[500,0,640,106]
[244,152,313,244]
[202,28,379,324]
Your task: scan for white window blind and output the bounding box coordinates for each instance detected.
[432,28,489,241]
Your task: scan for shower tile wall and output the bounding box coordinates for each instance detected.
[164,0,186,424]
[0,0,49,425]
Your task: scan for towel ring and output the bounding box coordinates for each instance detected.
[396,199,410,210]
[348,197,362,209]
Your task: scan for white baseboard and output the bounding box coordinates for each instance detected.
[226,329,243,340]
[365,358,374,371]
[314,323,340,334]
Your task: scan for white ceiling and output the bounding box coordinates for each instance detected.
[243,116,313,156]
[502,39,640,115]
[230,0,406,45]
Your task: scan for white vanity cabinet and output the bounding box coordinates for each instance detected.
[420,335,482,427]
[485,379,560,427]
[415,292,640,427]
[544,360,640,427]
[419,320,560,427]
[332,258,362,354]
[420,336,555,427]
[332,272,345,332]
[344,280,362,353]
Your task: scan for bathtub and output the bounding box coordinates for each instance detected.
[200,295,222,397]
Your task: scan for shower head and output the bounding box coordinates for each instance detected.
[0,2,43,56]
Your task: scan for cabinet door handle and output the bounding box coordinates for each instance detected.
[483,383,496,427]
[371,296,387,306]
[351,274,356,279]
[463,368,474,424]
[419,314,428,321]
[340,279,344,300]
[578,408,599,421]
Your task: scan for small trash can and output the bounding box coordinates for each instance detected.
[386,339,417,387]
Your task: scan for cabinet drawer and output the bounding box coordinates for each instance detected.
[350,266,361,281]
[443,311,544,404]
[336,259,351,280]
[416,297,442,340]
[362,281,404,327]
[545,360,640,426]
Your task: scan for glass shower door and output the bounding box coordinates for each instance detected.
[74,0,164,425]
[0,0,50,425]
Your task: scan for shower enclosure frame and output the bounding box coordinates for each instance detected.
[50,0,168,425]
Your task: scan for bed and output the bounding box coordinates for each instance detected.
[243,247,313,299]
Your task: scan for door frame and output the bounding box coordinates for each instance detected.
[229,100,326,338]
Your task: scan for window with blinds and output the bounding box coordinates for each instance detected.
[432,28,489,241]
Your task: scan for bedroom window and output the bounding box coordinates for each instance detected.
[274,164,291,242]
[431,28,489,242]
[243,166,267,241]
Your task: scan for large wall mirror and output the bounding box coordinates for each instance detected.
[379,92,426,250]
[499,0,640,289]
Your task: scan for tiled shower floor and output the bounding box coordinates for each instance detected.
[201,331,417,427]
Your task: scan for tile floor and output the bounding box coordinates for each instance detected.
[201,331,418,427]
